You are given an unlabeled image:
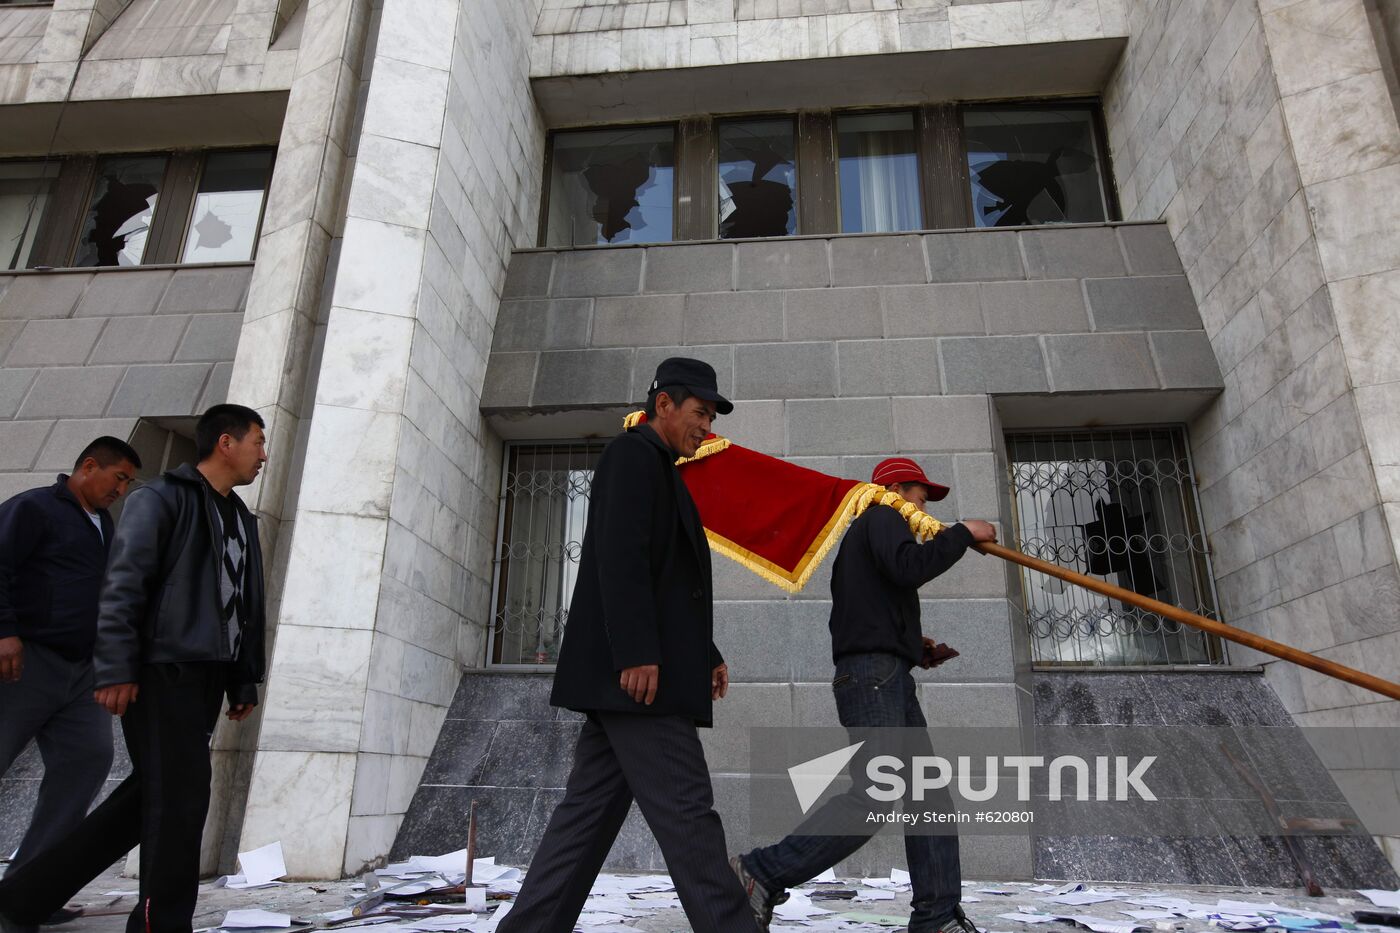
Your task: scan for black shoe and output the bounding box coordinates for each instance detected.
[39,909,82,927]
[0,907,38,933]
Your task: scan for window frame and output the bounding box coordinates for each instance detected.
[830,106,926,235]
[958,98,1121,229]
[175,146,277,265]
[537,121,681,248]
[712,112,800,240]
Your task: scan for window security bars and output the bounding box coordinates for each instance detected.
[488,442,606,667]
[1007,428,1225,667]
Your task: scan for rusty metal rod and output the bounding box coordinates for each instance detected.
[973,540,1400,703]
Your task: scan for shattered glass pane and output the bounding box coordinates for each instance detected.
[837,112,922,233]
[717,119,797,239]
[546,127,674,246]
[182,150,274,263]
[964,108,1108,227]
[74,155,167,267]
[0,160,59,271]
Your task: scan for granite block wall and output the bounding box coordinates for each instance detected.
[474,221,1218,878]
[0,266,249,503]
[1102,0,1400,864]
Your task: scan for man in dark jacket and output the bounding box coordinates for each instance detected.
[500,358,758,933]
[733,457,997,933]
[0,404,268,933]
[0,438,139,881]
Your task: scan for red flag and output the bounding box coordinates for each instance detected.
[624,414,947,592]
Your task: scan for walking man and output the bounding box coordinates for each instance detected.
[499,358,759,933]
[732,457,998,933]
[0,404,269,933]
[0,438,140,888]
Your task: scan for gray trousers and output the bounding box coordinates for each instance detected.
[498,711,759,933]
[0,641,114,869]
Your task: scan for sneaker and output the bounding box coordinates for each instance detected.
[932,905,982,933]
[729,855,789,931]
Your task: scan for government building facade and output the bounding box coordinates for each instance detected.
[1,0,1399,886]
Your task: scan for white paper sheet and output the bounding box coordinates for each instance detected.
[998,912,1060,923]
[237,841,288,886]
[220,909,292,929]
[1359,891,1400,910]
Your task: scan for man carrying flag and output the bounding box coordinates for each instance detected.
[731,457,997,933]
[499,358,759,933]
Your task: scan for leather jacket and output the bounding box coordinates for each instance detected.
[93,463,266,705]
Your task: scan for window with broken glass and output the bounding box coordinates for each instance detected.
[73,154,169,267]
[544,126,676,247]
[963,106,1109,228]
[489,441,606,667]
[1007,428,1225,667]
[181,149,274,263]
[717,118,797,239]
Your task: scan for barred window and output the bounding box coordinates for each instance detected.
[1007,428,1225,667]
[488,441,605,667]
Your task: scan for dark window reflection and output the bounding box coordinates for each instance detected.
[717,119,796,239]
[74,155,168,267]
[964,108,1107,227]
[182,150,274,263]
[546,127,674,246]
[0,161,59,271]
[837,112,922,233]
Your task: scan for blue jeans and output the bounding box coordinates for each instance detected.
[742,652,962,931]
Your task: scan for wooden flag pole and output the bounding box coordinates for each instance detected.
[973,540,1400,703]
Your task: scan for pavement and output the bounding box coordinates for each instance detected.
[9,860,1397,933]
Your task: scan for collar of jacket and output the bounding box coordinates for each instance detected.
[631,421,678,461]
[628,423,706,566]
[167,462,254,540]
[50,473,109,521]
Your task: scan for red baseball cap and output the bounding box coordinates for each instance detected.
[871,457,950,501]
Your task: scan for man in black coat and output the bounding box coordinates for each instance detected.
[499,358,759,933]
[0,404,269,933]
[0,438,139,886]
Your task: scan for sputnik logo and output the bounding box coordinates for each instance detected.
[787,742,864,814]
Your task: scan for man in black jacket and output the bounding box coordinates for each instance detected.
[733,457,997,933]
[0,404,268,933]
[499,358,758,933]
[0,438,139,881]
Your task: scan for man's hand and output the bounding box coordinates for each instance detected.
[961,519,998,543]
[226,702,257,722]
[95,683,140,716]
[619,664,659,705]
[711,663,729,700]
[921,637,960,669]
[0,636,22,682]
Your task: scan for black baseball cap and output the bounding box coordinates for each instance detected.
[648,357,733,415]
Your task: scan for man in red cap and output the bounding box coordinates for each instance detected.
[732,457,997,933]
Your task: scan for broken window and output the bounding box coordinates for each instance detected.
[717,118,797,239]
[73,155,168,267]
[0,160,59,271]
[1007,428,1224,667]
[837,111,922,233]
[182,149,274,263]
[545,126,675,246]
[964,107,1108,227]
[489,441,606,667]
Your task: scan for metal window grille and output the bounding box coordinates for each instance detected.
[488,441,606,667]
[1007,428,1225,667]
